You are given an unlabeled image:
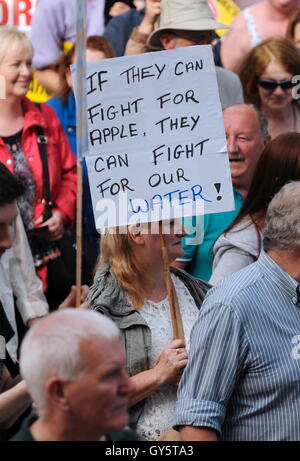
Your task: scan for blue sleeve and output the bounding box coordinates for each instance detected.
[104,10,143,56]
[46,97,62,113]
[175,299,249,433]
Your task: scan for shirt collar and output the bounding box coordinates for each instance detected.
[258,250,299,306]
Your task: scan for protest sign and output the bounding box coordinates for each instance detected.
[77,45,234,230]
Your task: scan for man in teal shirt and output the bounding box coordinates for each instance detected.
[175,104,270,281]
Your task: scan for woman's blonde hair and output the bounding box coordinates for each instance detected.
[0,27,33,63]
[238,37,300,108]
[99,229,146,310]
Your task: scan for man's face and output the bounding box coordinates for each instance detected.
[141,219,187,263]
[64,336,134,440]
[224,106,266,195]
[0,201,17,258]
[160,30,214,49]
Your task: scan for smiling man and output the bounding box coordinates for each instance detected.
[224,104,269,197]
[174,104,270,281]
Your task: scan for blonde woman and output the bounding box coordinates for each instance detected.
[0,28,76,306]
[88,220,210,441]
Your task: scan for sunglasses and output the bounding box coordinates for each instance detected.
[171,31,214,45]
[257,78,295,91]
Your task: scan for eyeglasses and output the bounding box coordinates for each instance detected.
[257,78,295,91]
[171,31,214,45]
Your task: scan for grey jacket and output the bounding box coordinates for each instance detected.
[88,263,210,427]
[210,216,263,286]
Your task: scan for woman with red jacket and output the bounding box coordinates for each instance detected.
[0,27,77,303]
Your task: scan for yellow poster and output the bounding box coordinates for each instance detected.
[207,0,240,37]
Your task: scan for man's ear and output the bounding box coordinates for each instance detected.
[46,377,70,412]
[160,33,176,50]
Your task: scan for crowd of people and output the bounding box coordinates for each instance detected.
[1,0,300,442]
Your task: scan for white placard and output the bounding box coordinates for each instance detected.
[74,45,234,230]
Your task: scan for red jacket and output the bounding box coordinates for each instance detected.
[0,98,77,291]
[0,98,77,227]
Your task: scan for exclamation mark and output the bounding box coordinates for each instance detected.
[215,183,222,201]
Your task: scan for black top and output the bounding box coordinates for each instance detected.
[10,413,139,441]
[1,129,36,231]
[2,129,22,146]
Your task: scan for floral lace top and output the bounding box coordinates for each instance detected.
[136,274,199,441]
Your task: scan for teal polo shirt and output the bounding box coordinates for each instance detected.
[178,189,244,282]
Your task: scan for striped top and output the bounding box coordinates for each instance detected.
[175,250,300,441]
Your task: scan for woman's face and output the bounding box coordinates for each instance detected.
[142,219,187,264]
[257,60,294,112]
[0,48,32,98]
[85,48,107,63]
[66,48,108,89]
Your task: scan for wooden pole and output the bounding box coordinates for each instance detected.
[159,222,180,339]
[76,162,83,307]
[75,0,87,307]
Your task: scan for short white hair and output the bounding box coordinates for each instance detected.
[20,309,119,416]
[223,104,269,139]
[263,181,300,251]
[0,27,33,63]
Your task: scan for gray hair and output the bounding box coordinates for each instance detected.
[0,27,33,63]
[20,309,119,416]
[263,181,300,251]
[224,104,269,139]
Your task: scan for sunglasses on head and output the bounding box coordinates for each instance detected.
[257,78,294,91]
